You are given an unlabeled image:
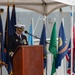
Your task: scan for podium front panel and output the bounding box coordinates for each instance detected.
[13,45,44,75]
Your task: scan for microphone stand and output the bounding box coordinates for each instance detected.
[25,31,56,47]
[25,31,49,44]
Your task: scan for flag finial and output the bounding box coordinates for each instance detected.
[0,9,4,14]
[43,15,46,24]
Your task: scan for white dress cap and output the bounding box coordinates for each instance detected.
[15,24,25,28]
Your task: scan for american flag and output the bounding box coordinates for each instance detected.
[66,46,71,74]
[66,40,75,75]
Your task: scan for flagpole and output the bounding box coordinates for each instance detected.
[33,15,41,34]
[0,8,4,75]
[62,18,67,75]
[43,15,47,75]
[71,6,73,75]
[31,18,34,45]
[54,18,57,75]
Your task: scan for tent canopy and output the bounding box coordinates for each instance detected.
[0,0,69,16]
[54,0,75,5]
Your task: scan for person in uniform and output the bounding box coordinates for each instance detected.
[8,24,28,57]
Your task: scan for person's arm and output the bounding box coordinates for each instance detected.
[8,35,14,57]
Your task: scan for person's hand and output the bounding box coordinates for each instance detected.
[0,61,8,67]
[9,52,14,57]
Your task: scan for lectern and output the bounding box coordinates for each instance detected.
[13,45,44,75]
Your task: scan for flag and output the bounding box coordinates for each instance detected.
[66,40,71,74]
[55,22,68,68]
[11,4,16,34]
[0,15,6,66]
[49,22,57,75]
[66,40,75,75]
[4,5,13,75]
[28,23,34,45]
[66,25,75,75]
[39,24,47,69]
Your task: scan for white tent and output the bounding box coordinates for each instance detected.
[0,0,68,16]
[0,0,75,15]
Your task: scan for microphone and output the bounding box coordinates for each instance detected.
[24,31,28,33]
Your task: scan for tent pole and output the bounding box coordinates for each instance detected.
[71,6,73,75]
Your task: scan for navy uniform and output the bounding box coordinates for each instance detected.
[8,24,28,56]
[8,33,28,53]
